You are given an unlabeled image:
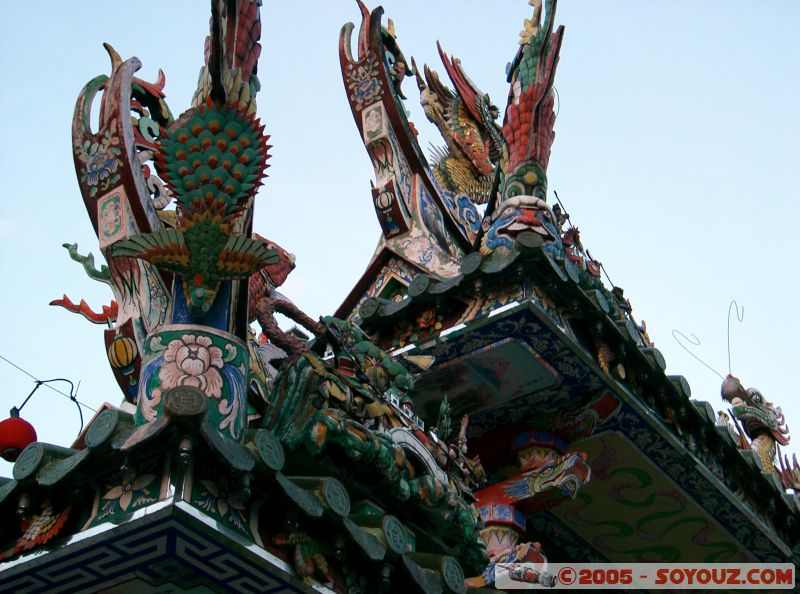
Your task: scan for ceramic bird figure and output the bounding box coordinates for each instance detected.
[413,43,503,205]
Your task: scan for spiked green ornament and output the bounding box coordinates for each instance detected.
[156,98,271,221]
[111,100,275,317]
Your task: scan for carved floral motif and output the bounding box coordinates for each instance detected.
[75,121,122,197]
[197,479,247,531]
[159,334,225,397]
[98,468,157,519]
[346,56,383,110]
[139,327,248,440]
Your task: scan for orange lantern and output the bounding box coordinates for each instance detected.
[108,334,138,375]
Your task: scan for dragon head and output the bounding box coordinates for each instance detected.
[721,374,750,405]
[480,161,559,255]
[721,374,790,446]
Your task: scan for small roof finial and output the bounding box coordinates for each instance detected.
[102,42,123,72]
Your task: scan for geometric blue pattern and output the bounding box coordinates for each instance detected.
[411,301,606,435]
[0,503,308,593]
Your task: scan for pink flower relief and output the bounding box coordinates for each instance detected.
[159,334,224,397]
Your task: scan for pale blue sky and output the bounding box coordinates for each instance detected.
[1,1,798,477]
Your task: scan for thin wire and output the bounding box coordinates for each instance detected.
[727,300,744,374]
[0,352,96,412]
[672,330,725,380]
[74,377,85,434]
[16,377,85,435]
[73,394,85,435]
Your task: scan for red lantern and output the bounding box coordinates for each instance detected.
[0,409,37,462]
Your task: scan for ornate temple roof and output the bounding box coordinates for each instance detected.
[0,1,798,593]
